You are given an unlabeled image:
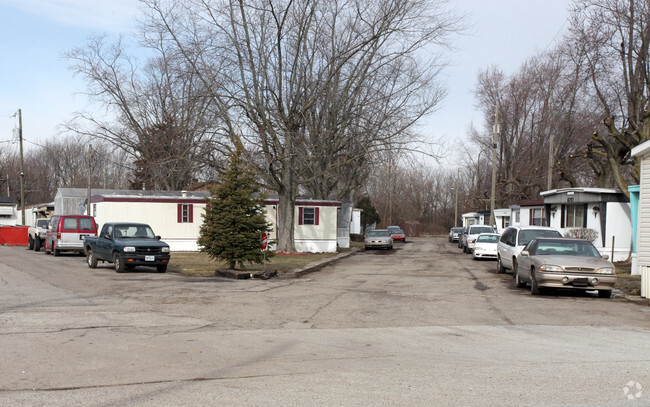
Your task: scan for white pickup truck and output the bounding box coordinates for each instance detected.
[28,218,50,251]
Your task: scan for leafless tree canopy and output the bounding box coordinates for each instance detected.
[139,0,462,251]
[65,34,227,191]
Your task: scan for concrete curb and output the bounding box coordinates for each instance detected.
[282,247,363,278]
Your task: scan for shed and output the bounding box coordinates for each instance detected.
[264,198,341,253]
[541,187,631,262]
[0,197,18,226]
[90,190,209,251]
[55,188,124,215]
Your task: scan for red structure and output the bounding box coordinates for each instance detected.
[0,226,29,246]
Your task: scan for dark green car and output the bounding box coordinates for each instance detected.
[83,222,171,273]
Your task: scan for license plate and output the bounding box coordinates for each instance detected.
[145,255,155,261]
[79,234,88,240]
[573,278,588,287]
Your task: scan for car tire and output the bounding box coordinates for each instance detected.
[530,269,542,295]
[598,290,612,298]
[87,249,98,268]
[34,238,41,252]
[53,241,60,257]
[114,253,125,273]
[28,236,34,250]
[514,269,526,288]
[496,257,506,274]
[157,265,167,273]
[512,258,518,276]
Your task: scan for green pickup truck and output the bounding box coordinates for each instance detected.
[83,222,171,273]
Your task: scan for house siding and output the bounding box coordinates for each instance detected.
[93,200,207,251]
[638,156,650,266]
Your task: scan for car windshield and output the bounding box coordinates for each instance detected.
[451,227,463,233]
[115,225,156,239]
[519,229,562,246]
[534,240,602,257]
[477,235,499,243]
[36,219,49,228]
[470,226,494,234]
[390,229,404,235]
[368,230,390,237]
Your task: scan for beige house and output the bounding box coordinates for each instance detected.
[90,190,209,251]
[264,198,341,253]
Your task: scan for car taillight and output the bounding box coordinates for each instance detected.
[56,233,61,239]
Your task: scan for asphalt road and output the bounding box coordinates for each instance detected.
[1,237,649,406]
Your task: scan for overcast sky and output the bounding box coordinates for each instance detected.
[0,0,572,164]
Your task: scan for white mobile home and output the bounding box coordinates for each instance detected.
[541,188,631,262]
[631,141,650,295]
[90,190,209,251]
[264,198,341,253]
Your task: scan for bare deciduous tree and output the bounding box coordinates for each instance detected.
[65,34,225,191]
[567,0,650,196]
[141,0,462,252]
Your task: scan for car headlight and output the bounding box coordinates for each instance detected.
[124,246,135,252]
[162,247,170,253]
[596,267,615,274]
[539,264,563,272]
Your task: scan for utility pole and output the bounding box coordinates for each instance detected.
[489,104,499,227]
[454,168,459,227]
[17,109,25,225]
[547,133,554,190]
[87,144,92,216]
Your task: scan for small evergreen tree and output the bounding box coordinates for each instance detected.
[356,196,381,232]
[199,148,272,269]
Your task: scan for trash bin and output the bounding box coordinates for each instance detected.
[642,266,650,299]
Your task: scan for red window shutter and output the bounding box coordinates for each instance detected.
[298,207,303,225]
[189,204,194,223]
[177,204,182,223]
[315,207,319,225]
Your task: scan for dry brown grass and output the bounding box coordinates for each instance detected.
[615,263,642,296]
[166,244,361,277]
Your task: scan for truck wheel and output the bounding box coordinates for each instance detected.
[114,253,125,273]
[87,249,98,268]
[34,238,42,252]
[53,242,60,257]
[28,236,34,250]
[157,265,167,273]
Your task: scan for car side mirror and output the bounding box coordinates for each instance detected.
[602,254,609,260]
[520,250,530,257]
[156,235,161,240]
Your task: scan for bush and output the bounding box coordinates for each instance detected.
[564,228,598,242]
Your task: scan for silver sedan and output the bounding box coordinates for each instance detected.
[514,237,616,297]
[364,229,394,250]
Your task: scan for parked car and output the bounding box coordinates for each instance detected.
[448,227,464,242]
[457,227,467,249]
[84,222,170,273]
[472,233,500,260]
[496,225,562,274]
[388,228,406,242]
[513,237,616,297]
[28,218,49,252]
[364,229,393,250]
[463,225,496,254]
[387,225,401,234]
[44,215,98,256]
